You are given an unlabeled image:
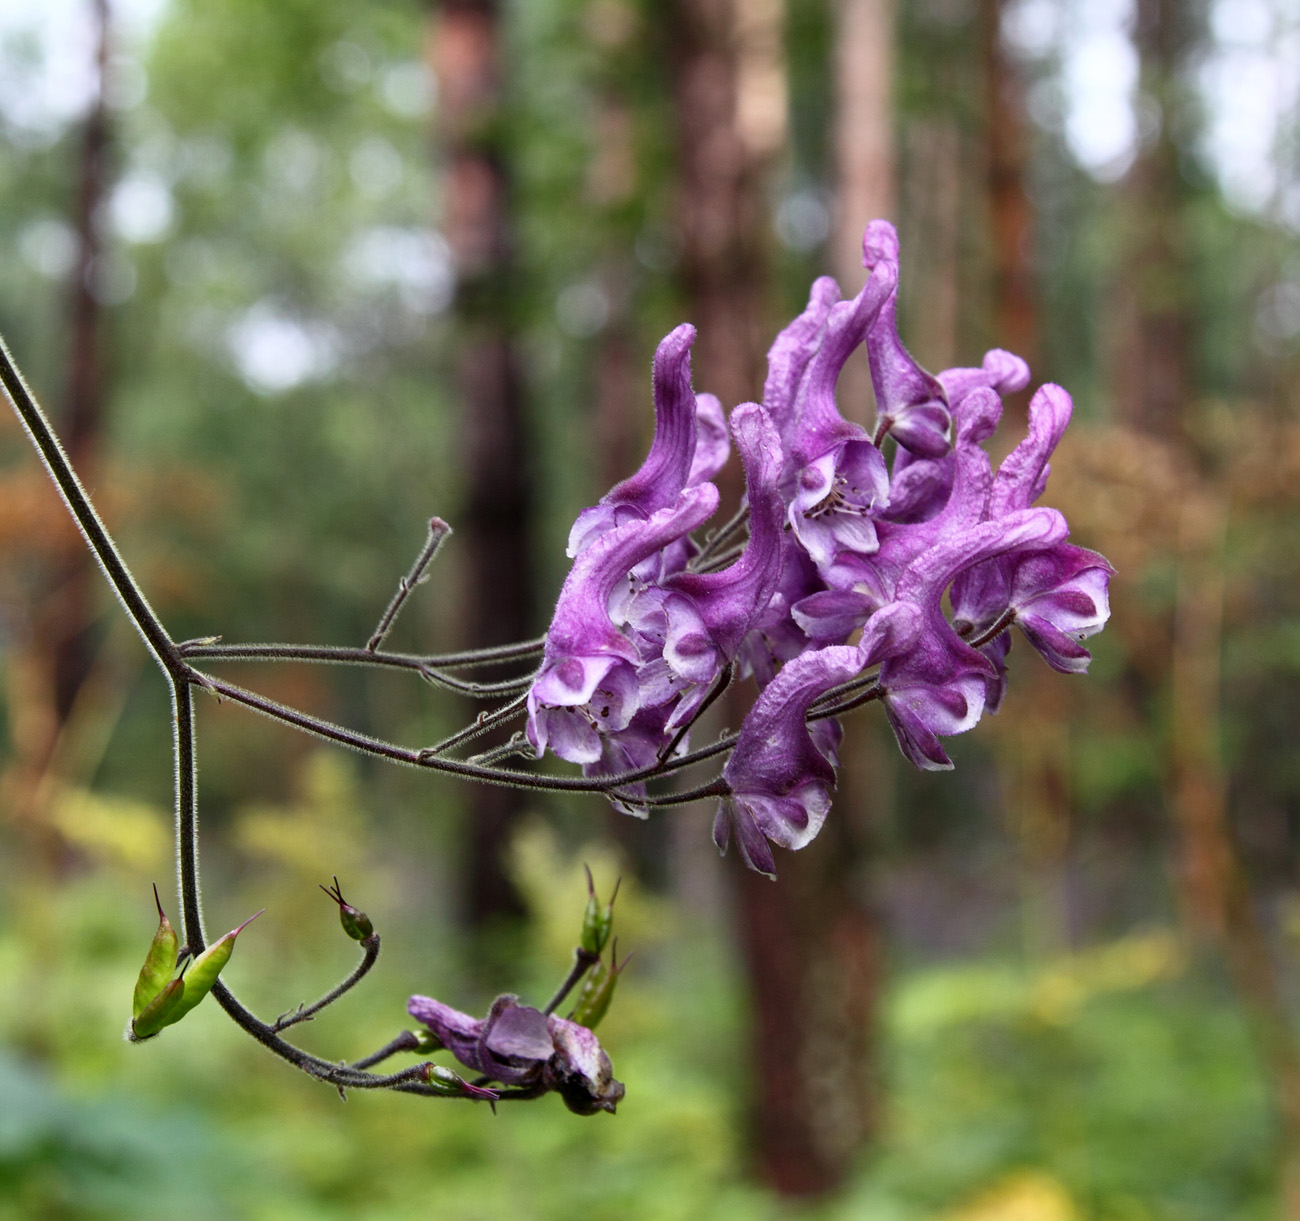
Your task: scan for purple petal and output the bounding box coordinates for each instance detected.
[989,383,1072,518]
[938,348,1031,406]
[485,1001,555,1062]
[861,221,952,458]
[713,797,778,879]
[763,275,841,447]
[790,265,896,467]
[688,392,731,487]
[566,325,701,556]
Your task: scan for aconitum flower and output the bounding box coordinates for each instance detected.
[628,403,786,730]
[566,324,703,558]
[715,603,919,876]
[407,993,624,1115]
[528,484,718,763]
[861,220,952,458]
[785,264,896,572]
[877,509,1069,769]
[949,383,1113,703]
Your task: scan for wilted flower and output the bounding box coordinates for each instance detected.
[407,993,625,1115]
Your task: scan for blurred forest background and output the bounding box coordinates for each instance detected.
[2,0,1300,1217]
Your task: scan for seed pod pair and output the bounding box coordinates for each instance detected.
[568,941,631,1031]
[129,886,261,1042]
[579,866,620,957]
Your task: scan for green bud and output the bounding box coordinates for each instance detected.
[422,1063,499,1103]
[163,909,263,1028]
[579,866,620,956]
[320,877,375,942]
[132,884,179,1022]
[412,1029,442,1053]
[130,976,186,1040]
[568,941,630,1031]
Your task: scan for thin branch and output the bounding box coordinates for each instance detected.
[543,949,599,1015]
[421,691,530,756]
[612,777,729,808]
[180,640,540,693]
[691,501,749,567]
[273,935,381,1031]
[350,1031,423,1070]
[0,333,177,673]
[367,518,451,652]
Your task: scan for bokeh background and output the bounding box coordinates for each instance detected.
[2,0,1300,1217]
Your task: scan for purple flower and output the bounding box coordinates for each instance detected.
[629,403,787,729]
[791,387,1004,645]
[785,265,896,572]
[762,275,841,452]
[949,384,1113,697]
[878,509,1069,769]
[861,221,952,458]
[529,484,719,763]
[715,604,919,876]
[567,324,701,557]
[407,993,625,1115]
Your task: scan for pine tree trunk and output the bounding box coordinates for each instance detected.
[666,0,881,1194]
[430,0,532,925]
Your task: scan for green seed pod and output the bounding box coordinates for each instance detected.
[568,942,629,1031]
[320,877,375,942]
[423,1064,498,1103]
[132,884,179,1021]
[579,867,620,956]
[164,909,263,1026]
[130,976,186,1040]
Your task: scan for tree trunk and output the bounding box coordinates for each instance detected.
[48,0,113,727]
[978,0,1036,403]
[665,0,884,1194]
[430,0,532,925]
[1120,3,1300,1212]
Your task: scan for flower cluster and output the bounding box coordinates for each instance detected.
[527,220,1112,877]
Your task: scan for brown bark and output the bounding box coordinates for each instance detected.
[664,0,881,1195]
[831,0,894,427]
[978,0,1037,393]
[1116,0,1194,437]
[48,0,112,726]
[430,0,531,925]
[1119,3,1300,1211]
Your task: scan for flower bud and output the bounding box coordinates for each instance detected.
[412,1028,442,1053]
[579,866,619,956]
[132,884,179,1023]
[320,877,375,942]
[423,1063,499,1102]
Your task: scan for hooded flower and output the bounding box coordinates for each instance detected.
[861,221,952,458]
[785,264,896,573]
[567,324,702,557]
[407,993,625,1115]
[878,509,1069,769]
[762,275,841,452]
[629,403,787,729]
[715,604,919,876]
[949,384,1113,705]
[791,386,1004,645]
[529,484,719,763]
